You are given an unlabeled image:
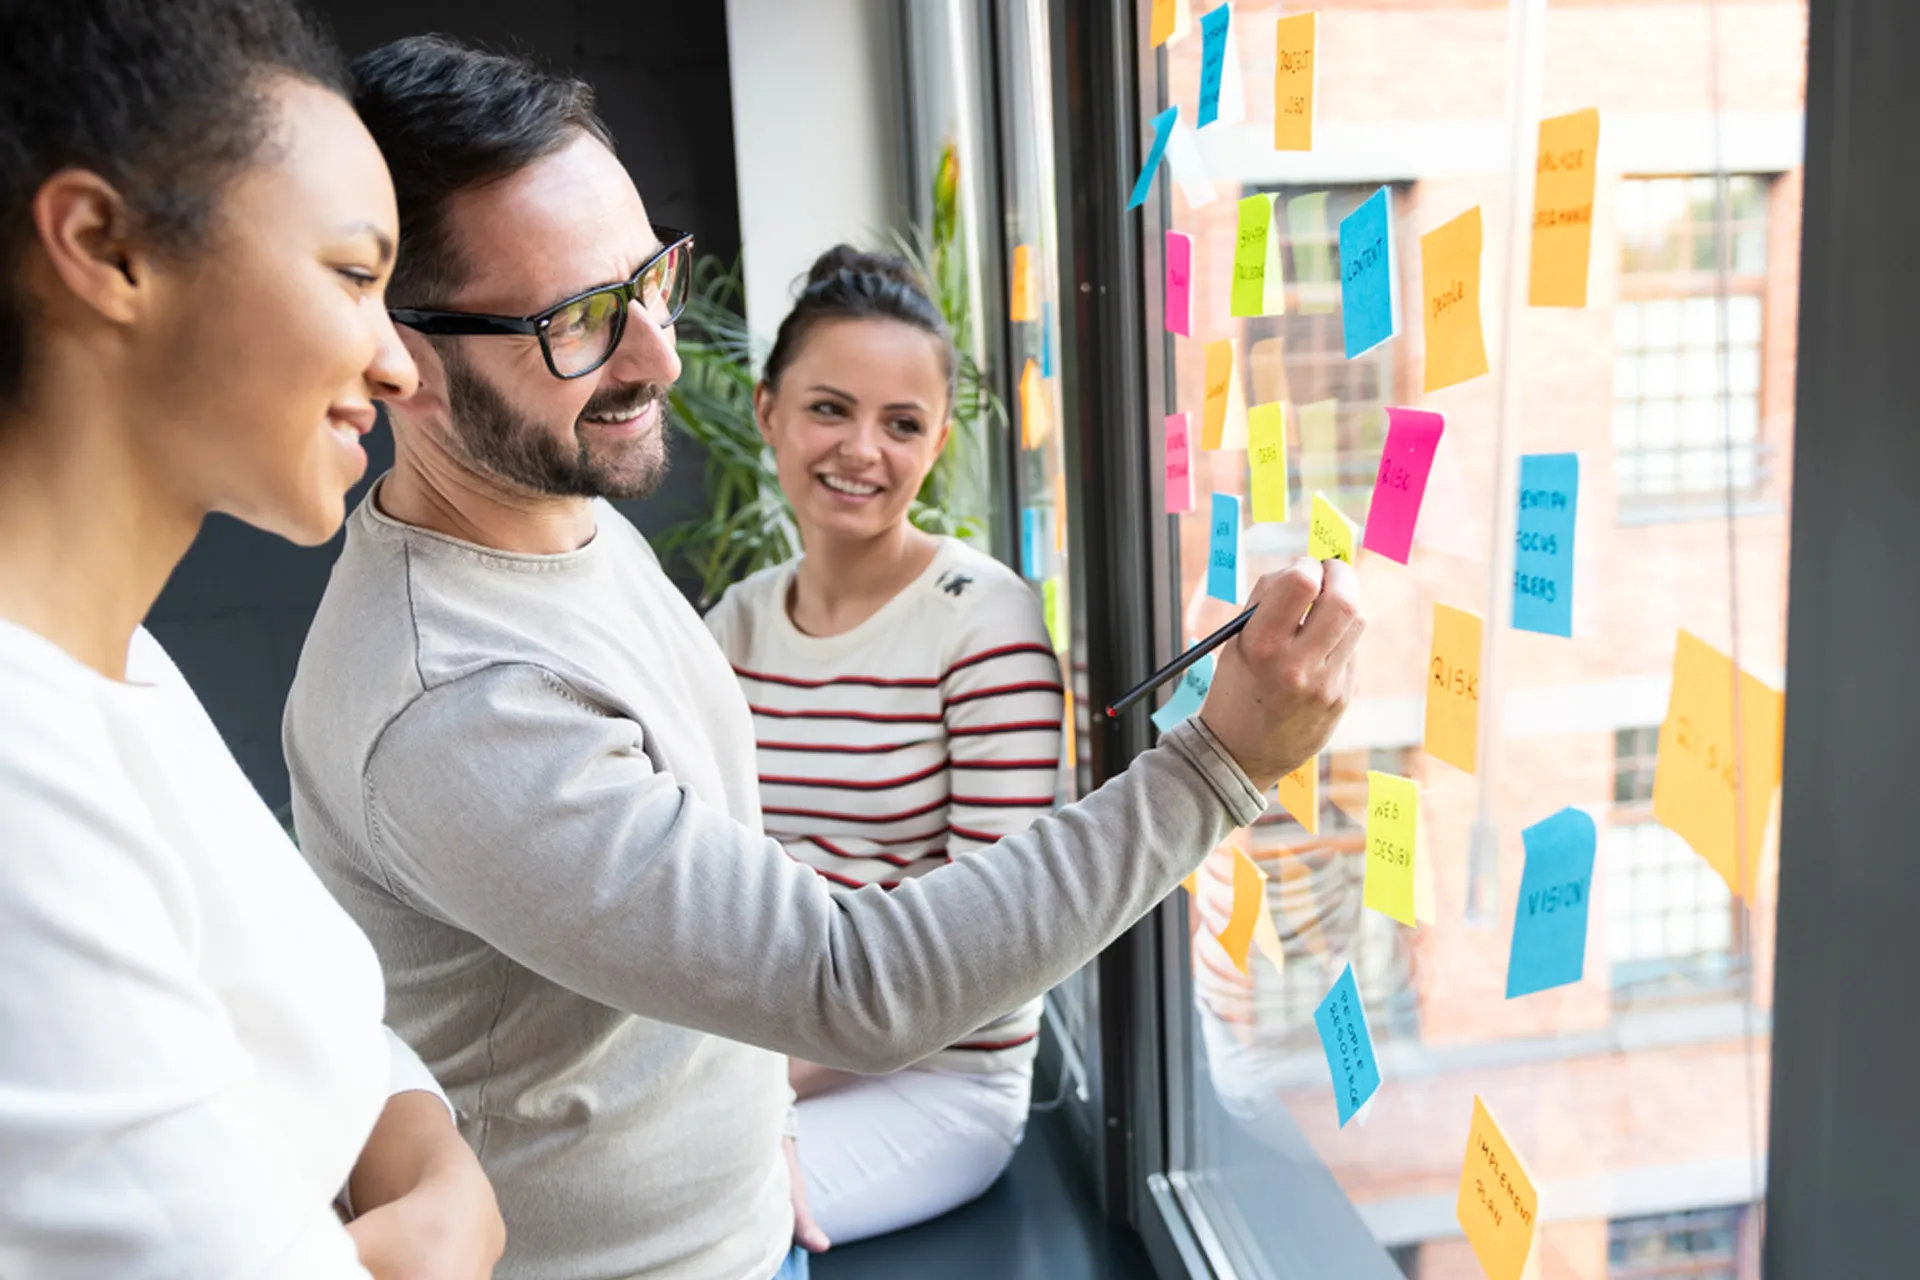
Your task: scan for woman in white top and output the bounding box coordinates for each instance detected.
[704,247,1065,1248]
[0,2,502,1275]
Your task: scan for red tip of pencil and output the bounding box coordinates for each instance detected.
[1104,704,1119,719]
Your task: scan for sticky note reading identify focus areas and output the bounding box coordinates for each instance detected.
[1361,406,1444,563]
[1196,3,1245,129]
[1128,107,1179,210]
[1507,806,1596,998]
[1231,194,1287,317]
[1019,358,1050,450]
[1421,206,1490,393]
[1202,339,1246,450]
[1206,492,1242,603]
[1308,492,1356,564]
[1652,631,1785,901]
[1272,12,1317,152]
[1248,402,1289,523]
[1150,0,1191,48]
[1314,963,1381,1127]
[1216,845,1268,975]
[1150,650,1214,734]
[1425,603,1482,774]
[1340,187,1398,359]
[1512,453,1578,637]
[1278,757,1319,834]
[1364,771,1421,927]
[1289,194,1337,314]
[1165,412,1195,514]
[1530,108,1601,308]
[1456,1096,1539,1280]
[1010,244,1038,322]
[1165,230,1194,335]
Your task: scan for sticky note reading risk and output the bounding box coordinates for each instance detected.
[1421,206,1491,393]
[1272,12,1317,151]
[1151,650,1214,734]
[1128,107,1179,210]
[1339,187,1398,359]
[1247,402,1289,522]
[1308,492,1356,564]
[1507,807,1597,998]
[1530,108,1601,307]
[1363,771,1419,926]
[1277,756,1319,834]
[1206,492,1242,603]
[1201,339,1236,449]
[1512,453,1579,637]
[1010,244,1038,322]
[1165,230,1194,335]
[1456,1096,1539,1280]
[1150,0,1191,48]
[1231,194,1286,317]
[1164,412,1195,514]
[1216,845,1269,974]
[1018,358,1050,450]
[1361,406,1444,563]
[1425,603,1483,774]
[1289,193,1337,313]
[1652,630,1785,901]
[1197,3,1246,129]
[1314,963,1381,1127]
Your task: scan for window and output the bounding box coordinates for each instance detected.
[1609,1205,1749,1279]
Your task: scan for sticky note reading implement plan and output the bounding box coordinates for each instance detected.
[1272,12,1316,152]
[1128,107,1179,210]
[1425,603,1482,774]
[1340,187,1398,359]
[1164,412,1195,514]
[1231,194,1286,317]
[1506,806,1596,998]
[1196,3,1245,129]
[1308,492,1356,564]
[1150,650,1214,734]
[1164,230,1193,335]
[1457,1097,1539,1280]
[1361,406,1444,564]
[1530,108,1601,308]
[1512,453,1578,637]
[1421,206,1490,393]
[1247,402,1289,523]
[1314,963,1381,1127]
[1207,492,1242,603]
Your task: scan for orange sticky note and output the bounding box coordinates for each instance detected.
[1456,1096,1540,1280]
[1181,870,1199,896]
[1420,206,1491,393]
[1272,12,1316,152]
[1652,630,1785,901]
[1019,358,1049,449]
[1251,896,1287,976]
[1052,468,1067,552]
[1530,108,1601,308]
[1150,0,1191,47]
[1201,339,1234,450]
[1363,771,1419,926]
[1277,756,1319,834]
[1425,603,1483,773]
[1248,402,1290,523]
[1010,244,1039,322]
[1215,846,1269,975]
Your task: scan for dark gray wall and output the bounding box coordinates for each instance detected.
[147,0,739,812]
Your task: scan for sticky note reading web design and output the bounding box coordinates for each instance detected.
[1196,2,1245,128]
[1314,963,1381,1127]
[1421,206,1490,393]
[1150,650,1214,734]
[1289,193,1337,314]
[1207,492,1242,603]
[1456,1096,1539,1280]
[1272,11,1316,151]
[1340,187,1398,359]
[1216,845,1269,974]
[1425,603,1482,774]
[1362,406,1444,563]
[1165,412,1195,514]
[1128,107,1179,210]
[1652,630,1785,901]
[1364,771,1419,926]
[1010,244,1038,322]
[1231,194,1286,318]
[1512,453,1578,636]
[1507,806,1596,998]
[1165,230,1193,335]
[1530,108,1601,308]
[1308,491,1356,564]
[1150,0,1191,48]
[1248,402,1289,523]
[1278,756,1319,833]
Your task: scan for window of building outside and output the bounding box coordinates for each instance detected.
[1608,1204,1748,1279]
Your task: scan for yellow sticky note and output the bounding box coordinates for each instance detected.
[1652,630,1785,902]
[1231,195,1286,318]
[1216,846,1269,975]
[1272,12,1316,151]
[1425,603,1483,774]
[1530,108,1601,308]
[1363,771,1419,927]
[1201,339,1234,450]
[1456,1096,1540,1280]
[1420,206,1491,394]
[1308,492,1356,563]
[1019,358,1049,449]
[1277,755,1319,834]
[1010,244,1039,322]
[1150,0,1190,47]
[1248,402,1289,523]
[1251,896,1287,976]
[1042,576,1066,652]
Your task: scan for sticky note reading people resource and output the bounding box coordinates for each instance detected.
[1456,1096,1539,1280]
[1652,630,1786,901]
[1506,806,1596,998]
[1423,603,1483,773]
[1010,244,1038,322]
[1206,492,1242,603]
[1340,187,1398,359]
[1165,230,1194,335]
[1278,757,1320,834]
[1150,0,1191,48]
[1197,3,1246,129]
[1231,194,1286,317]
[1272,11,1317,151]
[1361,406,1444,563]
[1216,845,1269,974]
[1165,412,1196,514]
[1248,402,1290,522]
[1018,358,1050,450]
[1530,108,1601,308]
[1201,339,1235,449]
[1314,963,1381,1127]
[1150,650,1214,734]
[1128,107,1179,210]
[1420,206,1491,393]
[1512,453,1578,637]
[1308,491,1356,564]
[1289,193,1337,313]
[1364,771,1419,926]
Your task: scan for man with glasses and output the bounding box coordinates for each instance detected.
[285,34,1365,1280]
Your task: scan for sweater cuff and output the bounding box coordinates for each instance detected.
[385,1027,456,1124]
[1162,717,1267,829]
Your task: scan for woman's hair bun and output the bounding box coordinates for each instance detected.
[804,244,930,299]
[763,242,957,404]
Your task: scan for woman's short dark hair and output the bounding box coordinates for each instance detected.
[762,246,957,410]
[0,0,348,405]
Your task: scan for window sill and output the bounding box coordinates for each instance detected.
[1616,498,1784,526]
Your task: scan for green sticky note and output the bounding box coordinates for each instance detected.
[1043,576,1066,652]
[1231,194,1285,318]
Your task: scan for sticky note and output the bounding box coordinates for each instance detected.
[1040,300,1055,377]
[1248,402,1289,522]
[1181,871,1198,895]
[1314,963,1381,1127]
[1202,340,1234,449]
[1162,115,1218,208]
[1506,806,1596,998]
[1308,492,1356,564]
[1165,230,1193,335]
[1206,492,1242,603]
[1043,576,1066,652]
[1051,468,1067,553]
[1530,108,1601,308]
[1288,193,1336,314]
[1150,0,1191,47]
[1197,3,1246,129]
[1216,846,1268,974]
[1361,406,1444,563]
[1151,651,1215,734]
[1251,897,1287,975]
[1231,193,1286,317]
[1018,357,1050,450]
[1165,412,1195,514]
[1512,453,1578,637]
[1010,244,1038,322]
[1128,107,1179,210]
[1020,508,1046,578]
[1297,398,1340,491]
[1272,12,1317,151]
[1339,186,1398,359]
[1456,1096,1539,1280]
[1277,756,1319,834]
[1652,631,1785,901]
[1425,603,1482,774]
[1364,771,1419,926]
[1421,206,1491,393]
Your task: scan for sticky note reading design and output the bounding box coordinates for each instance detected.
[1425,603,1483,774]
[1042,576,1066,653]
[1206,492,1242,603]
[1361,406,1444,563]
[1248,402,1290,523]
[1150,650,1214,734]
[1512,453,1578,636]
[1314,963,1381,1127]
[1277,756,1319,834]
[1165,412,1196,514]
[1530,108,1601,308]
[1216,845,1269,975]
[1018,357,1050,450]
[1272,11,1317,151]
[1289,193,1337,314]
[1340,187,1398,359]
[1165,230,1194,335]
[1231,194,1286,317]
[1197,3,1246,129]
[1150,0,1191,48]
[1202,339,1234,449]
[1420,206,1491,393]
[1652,630,1786,901]
[1364,771,1419,926]
[1507,806,1597,998]
[1456,1096,1539,1280]
[1010,244,1038,322]
[1308,492,1356,564]
[1128,107,1179,210]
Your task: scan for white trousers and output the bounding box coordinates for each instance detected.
[795,1066,1032,1245]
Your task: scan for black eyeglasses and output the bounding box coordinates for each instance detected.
[390,225,694,380]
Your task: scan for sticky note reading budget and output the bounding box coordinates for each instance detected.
[1272,11,1316,152]
[1507,806,1596,998]
[1421,206,1490,393]
[1164,412,1195,514]
[1340,187,1398,359]
[1361,406,1444,563]
[1248,402,1290,522]
[1018,358,1049,450]
[1456,1096,1539,1280]
[1289,193,1337,314]
[1425,603,1483,774]
[1278,756,1319,834]
[1165,230,1193,335]
[1207,492,1242,603]
[1512,453,1578,636]
[1314,963,1381,1127]
[1652,630,1785,901]
[1231,194,1286,317]
[1150,650,1214,734]
[1128,107,1179,210]
[1364,771,1419,927]
[1010,244,1038,322]
[1217,845,1269,974]
[1308,491,1356,564]
[1202,339,1234,449]
[1530,108,1601,308]
[1196,3,1246,129]
[1150,0,1191,48]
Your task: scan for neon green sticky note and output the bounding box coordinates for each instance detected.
[1248,402,1289,523]
[1231,194,1286,317]
[1364,771,1419,926]
[1308,491,1356,563]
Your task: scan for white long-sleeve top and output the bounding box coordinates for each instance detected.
[0,619,445,1279]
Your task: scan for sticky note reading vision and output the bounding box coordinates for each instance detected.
[1206,492,1242,603]
[1530,108,1601,308]
[1150,650,1214,734]
[1272,12,1316,151]
[1018,358,1050,450]
[1197,3,1246,129]
[1010,244,1038,322]
[1165,230,1193,335]
[1277,756,1319,834]
[1164,412,1195,514]
[1364,771,1419,927]
[1289,193,1336,314]
[1314,963,1381,1127]
[1201,339,1235,449]
[1150,0,1192,48]
[1512,453,1578,637]
[1507,806,1596,998]
[1420,206,1490,393]
[1340,187,1398,359]
[1231,194,1286,317]
[1248,402,1289,523]
[1308,492,1356,564]
[1216,845,1269,975]
[1425,603,1482,774]
[1128,107,1179,210]
[1456,1096,1539,1280]
[1361,406,1444,563]
[1652,630,1785,901]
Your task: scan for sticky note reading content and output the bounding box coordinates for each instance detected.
[1530,108,1601,307]
[1196,3,1245,129]
[1206,492,1242,603]
[1164,412,1195,514]
[1289,193,1337,314]
[1507,806,1597,998]
[1277,756,1319,834]
[1165,230,1193,335]
[1010,244,1038,322]
[1150,650,1214,734]
[1425,603,1483,774]
[1231,194,1286,318]
[1216,846,1268,974]
[1272,12,1317,151]
[1201,339,1234,449]
[1361,406,1444,563]
[1314,963,1381,1127]
[1364,771,1419,927]
[1340,187,1398,359]
[1512,453,1579,636]
[1421,206,1491,393]
[1128,107,1179,210]
[1308,492,1357,564]
[1456,1096,1539,1280]
[1248,402,1289,523]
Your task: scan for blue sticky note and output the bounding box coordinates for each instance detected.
[1512,452,1579,637]
[1128,107,1180,210]
[1150,651,1215,734]
[1021,507,1047,579]
[1339,187,1398,359]
[1313,963,1382,1127]
[1506,807,1597,998]
[1206,492,1241,603]
[1197,5,1231,128]
[1040,301,1055,378]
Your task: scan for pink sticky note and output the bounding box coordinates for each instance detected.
[1165,412,1195,513]
[1165,231,1193,336]
[1361,407,1445,564]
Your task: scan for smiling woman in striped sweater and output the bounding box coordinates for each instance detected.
[704,246,1064,1248]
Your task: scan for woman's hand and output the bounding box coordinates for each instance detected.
[346,1090,505,1280]
[785,1135,832,1253]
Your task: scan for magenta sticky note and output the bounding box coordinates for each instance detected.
[1165,412,1195,513]
[1165,231,1193,336]
[1361,407,1445,564]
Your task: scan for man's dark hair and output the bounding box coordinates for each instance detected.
[350,36,616,310]
[0,0,348,406]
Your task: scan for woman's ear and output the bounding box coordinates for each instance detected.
[932,419,952,457]
[28,169,145,327]
[752,380,777,448]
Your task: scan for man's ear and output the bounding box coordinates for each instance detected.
[28,169,146,326]
[382,327,451,422]
[752,381,777,448]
